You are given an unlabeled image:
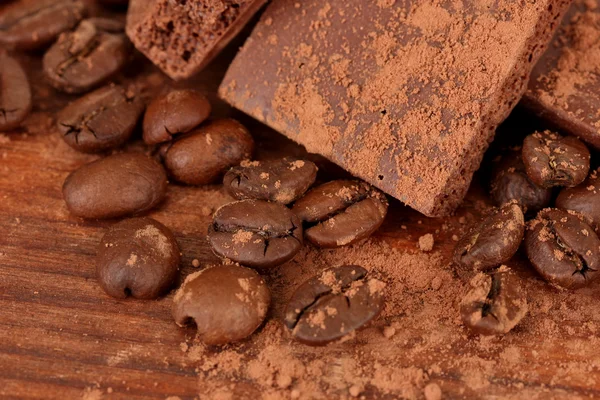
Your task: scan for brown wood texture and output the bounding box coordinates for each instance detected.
[3,4,600,400]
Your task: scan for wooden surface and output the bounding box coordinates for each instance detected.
[3,5,600,400]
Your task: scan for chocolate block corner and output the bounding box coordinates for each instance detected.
[218,0,571,217]
[126,0,267,80]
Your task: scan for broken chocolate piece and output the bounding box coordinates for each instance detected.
[126,0,267,80]
[219,0,570,217]
[523,0,600,150]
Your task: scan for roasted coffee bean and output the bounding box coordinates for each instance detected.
[57,84,144,153]
[96,0,129,6]
[208,200,303,269]
[63,153,168,219]
[454,202,525,271]
[163,119,254,185]
[489,149,552,213]
[172,264,270,345]
[284,265,385,345]
[522,130,590,188]
[43,18,130,94]
[556,168,600,232]
[143,89,211,145]
[460,266,528,335]
[0,52,31,132]
[224,158,318,204]
[97,217,180,299]
[0,0,86,50]
[525,208,600,289]
[292,180,388,248]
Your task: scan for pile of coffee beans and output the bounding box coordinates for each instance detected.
[455,130,598,335]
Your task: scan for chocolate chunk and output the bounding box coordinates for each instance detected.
[454,203,525,272]
[143,89,211,145]
[63,153,168,219]
[43,18,131,94]
[523,1,600,150]
[284,265,385,345]
[208,199,303,269]
[57,84,145,153]
[525,208,600,289]
[172,264,270,345]
[97,217,180,299]
[460,267,528,336]
[0,52,32,132]
[163,119,254,185]
[292,180,388,248]
[0,0,86,51]
[219,0,571,217]
[556,168,600,232]
[521,130,590,188]
[126,0,267,80]
[223,158,318,204]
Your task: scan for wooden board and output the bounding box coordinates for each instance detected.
[2,5,600,400]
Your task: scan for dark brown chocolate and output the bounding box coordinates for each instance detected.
[523,0,600,150]
[125,0,267,80]
[219,0,570,217]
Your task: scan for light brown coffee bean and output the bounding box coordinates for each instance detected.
[0,52,31,132]
[63,153,168,219]
[163,119,254,185]
[172,264,270,345]
[97,217,180,299]
[143,89,211,145]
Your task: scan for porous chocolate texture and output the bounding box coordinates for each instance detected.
[125,0,267,80]
[219,0,570,217]
[523,0,600,150]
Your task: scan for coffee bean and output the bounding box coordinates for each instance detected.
[43,18,131,94]
[284,265,385,345]
[0,0,86,50]
[522,130,590,188]
[208,200,303,269]
[556,168,600,232]
[143,89,211,145]
[63,152,168,219]
[172,264,270,345]
[460,266,528,335]
[57,84,144,153]
[0,52,31,132]
[97,217,180,299]
[489,149,552,213]
[223,158,318,204]
[163,119,254,185]
[525,208,600,289]
[454,202,525,271]
[292,180,388,248]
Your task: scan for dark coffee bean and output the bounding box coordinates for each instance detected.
[292,180,388,248]
[556,168,600,232]
[172,264,270,345]
[0,0,86,50]
[223,158,318,204]
[163,119,254,185]
[489,149,552,213]
[96,0,128,6]
[43,18,131,94]
[97,217,180,299]
[460,266,528,335]
[522,130,590,188]
[63,152,168,219]
[284,265,385,345]
[525,208,600,289]
[454,203,525,271]
[57,84,144,153]
[208,200,303,269]
[0,52,31,132]
[143,89,211,145]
